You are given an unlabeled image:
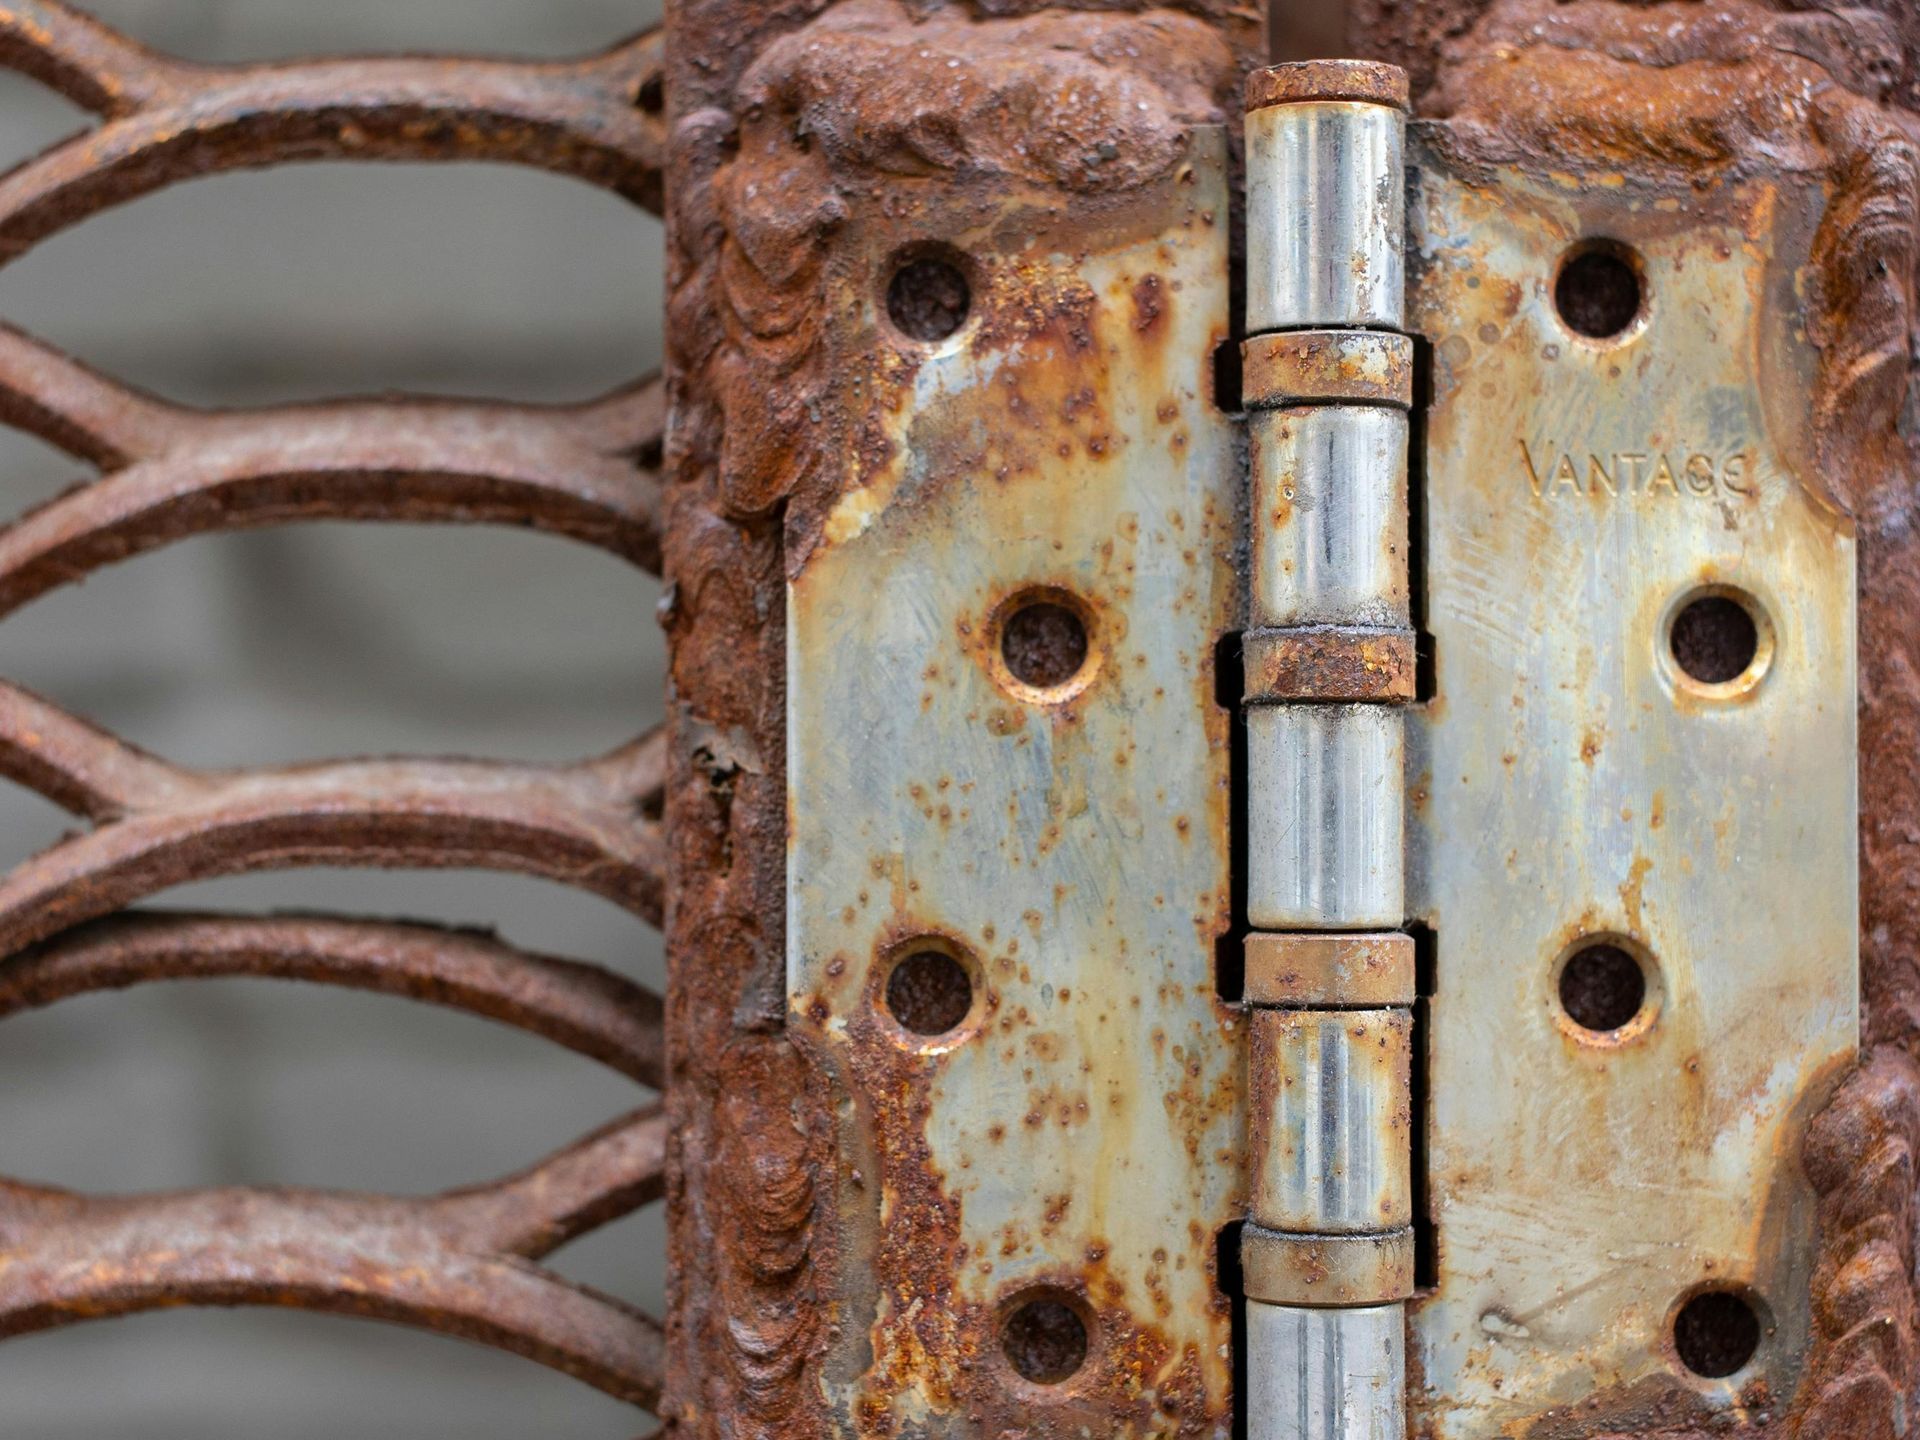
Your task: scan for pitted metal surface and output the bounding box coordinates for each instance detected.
[786,133,1241,1437]
[1405,136,1860,1435]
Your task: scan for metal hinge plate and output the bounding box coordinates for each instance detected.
[786,133,1240,1435]
[1405,132,1859,1433]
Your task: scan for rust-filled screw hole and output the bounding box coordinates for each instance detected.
[1001,599,1090,692]
[1555,240,1644,340]
[884,948,974,1037]
[1674,1290,1763,1378]
[1002,1293,1089,1385]
[886,249,971,343]
[1671,594,1760,686]
[1558,942,1648,1034]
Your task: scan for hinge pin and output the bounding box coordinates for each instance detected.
[1240,58,1414,1440]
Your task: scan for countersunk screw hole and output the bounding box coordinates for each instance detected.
[634,72,665,115]
[1555,240,1643,340]
[1558,942,1646,1034]
[1674,1290,1763,1379]
[1002,1294,1089,1385]
[886,251,971,343]
[1671,595,1760,685]
[884,949,973,1037]
[1001,600,1089,691]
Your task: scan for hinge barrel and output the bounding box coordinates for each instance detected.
[1246,62,1408,333]
[1239,59,1414,1440]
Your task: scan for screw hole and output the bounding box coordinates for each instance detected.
[1555,240,1644,340]
[1002,1293,1089,1385]
[883,948,974,1038]
[886,249,971,343]
[1001,599,1090,693]
[1558,941,1649,1035]
[634,72,665,116]
[1671,594,1760,686]
[1674,1290,1763,1379]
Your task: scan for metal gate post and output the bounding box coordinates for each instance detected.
[1237,60,1416,1440]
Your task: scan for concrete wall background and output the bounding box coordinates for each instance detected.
[0,2,1339,1435]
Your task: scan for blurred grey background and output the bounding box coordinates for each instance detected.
[0,2,1340,1436]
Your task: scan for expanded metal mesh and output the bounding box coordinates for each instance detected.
[0,0,667,1417]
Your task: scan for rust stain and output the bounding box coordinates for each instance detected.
[1242,624,1418,702]
[1618,853,1652,935]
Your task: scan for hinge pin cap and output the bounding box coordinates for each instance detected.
[1245,59,1409,113]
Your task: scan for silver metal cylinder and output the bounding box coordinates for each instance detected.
[1246,101,1405,333]
[1251,406,1408,629]
[1247,1302,1405,1440]
[1246,704,1405,929]
[1249,1009,1411,1233]
[1241,59,1413,1440]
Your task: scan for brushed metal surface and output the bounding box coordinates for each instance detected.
[1249,1008,1412,1234]
[1247,101,1405,333]
[1246,1302,1406,1440]
[1247,704,1406,929]
[1250,405,1409,630]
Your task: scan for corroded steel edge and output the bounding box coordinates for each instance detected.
[1242,330,1415,409]
[1243,931,1416,1008]
[1241,624,1417,702]
[1245,59,1410,114]
[661,5,1262,1436]
[1240,1223,1417,1307]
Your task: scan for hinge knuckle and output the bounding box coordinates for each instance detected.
[1245,70,1407,334]
[1246,704,1406,927]
[1248,1008,1413,1235]
[1249,404,1410,633]
[1240,1224,1417,1308]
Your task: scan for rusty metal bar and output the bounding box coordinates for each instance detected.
[0,0,664,271]
[0,912,664,1087]
[1240,58,1414,1440]
[0,693,671,1410]
[0,325,664,609]
[0,681,667,949]
[0,1106,669,1405]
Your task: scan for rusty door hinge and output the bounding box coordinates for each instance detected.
[776,32,1859,1437]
